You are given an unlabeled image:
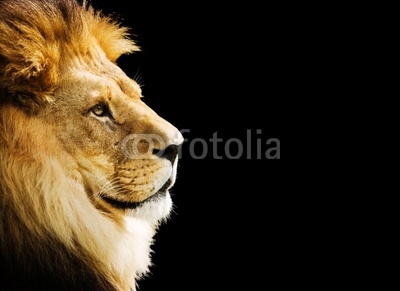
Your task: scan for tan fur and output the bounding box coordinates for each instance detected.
[0,1,183,290]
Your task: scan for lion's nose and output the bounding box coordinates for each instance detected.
[153,144,181,164]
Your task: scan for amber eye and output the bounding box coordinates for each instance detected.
[91,103,108,117]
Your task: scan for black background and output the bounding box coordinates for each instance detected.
[91,1,297,290]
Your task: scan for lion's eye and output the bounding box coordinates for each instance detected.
[91,104,107,116]
[90,103,113,119]
[91,103,110,118]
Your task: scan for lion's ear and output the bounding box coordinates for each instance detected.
[0,34,58,104]
[0,46,57,101]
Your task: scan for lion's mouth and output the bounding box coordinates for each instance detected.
[100,179,173,210]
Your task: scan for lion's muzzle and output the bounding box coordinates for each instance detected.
[100,128,183,210]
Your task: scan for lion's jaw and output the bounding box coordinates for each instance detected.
[125,156,179,224]
[73,148,179,226]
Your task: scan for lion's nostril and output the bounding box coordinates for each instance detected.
[153,144,180,164]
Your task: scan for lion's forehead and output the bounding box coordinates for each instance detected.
[66,66,142,101]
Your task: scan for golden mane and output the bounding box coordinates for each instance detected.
[0,0,139,103]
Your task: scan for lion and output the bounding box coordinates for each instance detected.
[0,0,183,290]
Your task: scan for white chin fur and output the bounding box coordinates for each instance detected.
[127,192,173,226]
[122,193,173,283]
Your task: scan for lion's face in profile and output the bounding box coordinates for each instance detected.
[53,59,183,218]
[0,0,183,290]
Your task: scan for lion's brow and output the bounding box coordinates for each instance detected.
[114,77,141,99]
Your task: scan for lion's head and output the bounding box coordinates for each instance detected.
[0,0,183,290]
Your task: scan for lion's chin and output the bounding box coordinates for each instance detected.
[127,191,173,225]
[101,190,173,224]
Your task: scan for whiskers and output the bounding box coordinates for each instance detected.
[133,69,144,89]
[92,173,129,207]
